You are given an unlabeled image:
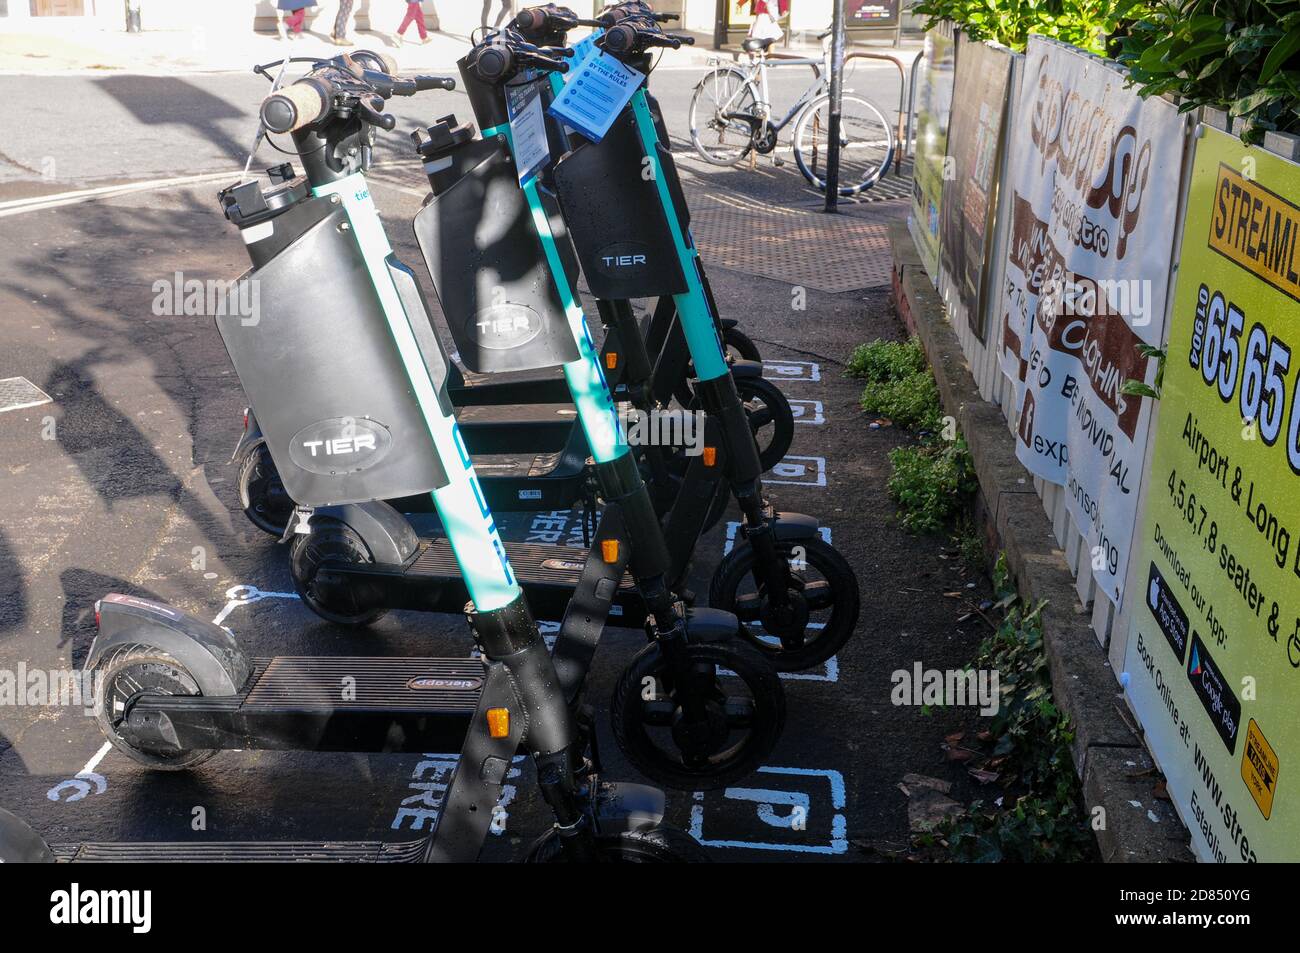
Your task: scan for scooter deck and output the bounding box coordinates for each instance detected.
[321,538,642,623]
[124,656,486,754]
[52,839,428,863]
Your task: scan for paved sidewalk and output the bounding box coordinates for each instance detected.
[0,23,920,75]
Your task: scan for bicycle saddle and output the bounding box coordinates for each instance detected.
[741,36,777,52]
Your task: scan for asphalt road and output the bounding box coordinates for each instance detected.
[0,64,990,863]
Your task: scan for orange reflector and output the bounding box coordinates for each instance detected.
[486,708,510,739]
[601,539,619,562]
[606,352,619,370]
[703,446,717,467]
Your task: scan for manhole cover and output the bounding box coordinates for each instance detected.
[0,377,52,414]
[689,201,895,292]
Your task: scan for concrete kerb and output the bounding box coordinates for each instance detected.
[886,221,1192,862]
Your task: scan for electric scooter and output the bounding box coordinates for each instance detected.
[281,40,784,788]
[286,11,855,674]
[36,55,704,862]
[232,12,784,537]
[531,6,859,671]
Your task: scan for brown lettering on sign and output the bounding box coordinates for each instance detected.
[1009,193,1067,297]
[1028,60,1153,259]
[1040,275,1147,440]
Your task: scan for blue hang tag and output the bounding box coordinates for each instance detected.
[546,51,645,144]
[505,79,550,186]
[565,29,602,77]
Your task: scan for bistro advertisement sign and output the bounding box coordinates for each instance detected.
[1123,126,1300,863]
[997,36,1184,605]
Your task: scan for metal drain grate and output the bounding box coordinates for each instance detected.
[0,377,52,414]
[690,202,895,292]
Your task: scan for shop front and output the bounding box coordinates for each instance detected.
[682,0,903,48]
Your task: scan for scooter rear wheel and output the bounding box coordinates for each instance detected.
[290,522,388,627]
[92,644,219,770]
[709,535,860,671]
[738,375,795,472]
[611,640,784,790]
[238,444,294,537]
[684,374,794,473]
[524,825,711,862]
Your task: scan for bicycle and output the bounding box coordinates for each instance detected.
[687,28,895,196]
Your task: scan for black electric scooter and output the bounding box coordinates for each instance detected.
[24,56,706,863]
[232,14,785,538]
[529,6,859,671]
[278,41,784,788]
[286,16,854,675]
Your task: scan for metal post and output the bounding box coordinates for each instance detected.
[823,0,846,212]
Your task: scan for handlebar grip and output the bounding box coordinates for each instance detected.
[675,34,695,46]
[414,74,457,91]
[261,81,327,135]
[514,8,546,32]
[473,45,514,82]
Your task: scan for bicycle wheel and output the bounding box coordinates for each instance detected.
[688,67,759,166]
[792,93,894,195]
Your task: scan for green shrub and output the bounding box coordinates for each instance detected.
[1118,1,1300,144]
[849,338,943,431]
[886,437,977,533]
[860,373,943,431]
[910,0,1149,55]
[846,337,928,382]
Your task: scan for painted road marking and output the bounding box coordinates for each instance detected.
[766,455,827,487]
[0,377,53,414]
[790,399,825,426]
[690,766,848,854]
[762,360,821,383]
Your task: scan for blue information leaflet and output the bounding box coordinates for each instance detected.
[547,51,644,143]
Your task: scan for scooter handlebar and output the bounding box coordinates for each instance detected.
[261,80,329,134]
[414,74,458,91]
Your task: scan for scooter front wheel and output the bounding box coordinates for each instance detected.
[290,522,388,627]
[710,535,860,671]
[92,644,219,770]
[237,444,295,537]
[611,640,784,790]
[523,825,711,863]
[723,326,762,362]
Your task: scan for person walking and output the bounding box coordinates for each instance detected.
[480,0,514,31]
[396,1,431,45]
[332,0,355,46]
[277,0,313,39]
